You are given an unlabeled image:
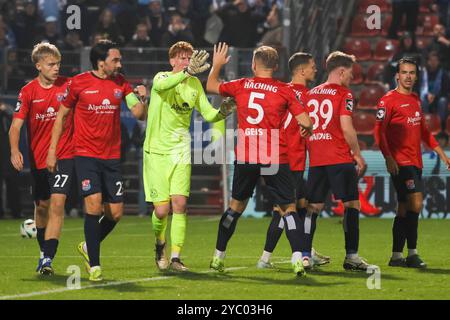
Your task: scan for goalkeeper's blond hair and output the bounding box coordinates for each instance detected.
[31,42,61,64]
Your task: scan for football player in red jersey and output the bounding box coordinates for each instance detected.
[304,51,376,271]
[9,43,74,275]
[47,40,147,281]
[207,43,313,276]
[375,58,450,268]
[256,52,330,270]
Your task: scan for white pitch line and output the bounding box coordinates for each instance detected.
[0,267,247,300]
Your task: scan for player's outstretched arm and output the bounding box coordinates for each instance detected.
[47,105,71,173]
[153,71,190,92]
[195,81,231,122]
[9,118,25,171]
[341,115,367,176]
[207,42,230,95]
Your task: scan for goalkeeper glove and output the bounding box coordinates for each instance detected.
[219,97,236,117]
[185,50,210,75]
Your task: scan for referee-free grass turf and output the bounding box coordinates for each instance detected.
[0,216,449,300]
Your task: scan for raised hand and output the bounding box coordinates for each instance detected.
[186,50,211,75]
[213,42,230,67]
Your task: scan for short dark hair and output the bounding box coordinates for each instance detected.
[90,39,119,70]
[396,57,418,73]
[253,46,279,69]
[288,52,313,74]
[326,51,355,73]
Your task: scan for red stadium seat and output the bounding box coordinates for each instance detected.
[358,0,390,13]
[381,15,392,36]
[353,112,376,135]
[373,39,399,61]
[350,15,379,36]
[351,63,364,85]
[343,39,372,61]
[365,63,385,84]
[424,113,441,135]
[358,84,386,110]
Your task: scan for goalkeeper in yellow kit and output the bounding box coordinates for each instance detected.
[144,41,234,271]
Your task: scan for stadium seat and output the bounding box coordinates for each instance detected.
[353,112,376,135]
[358,84,386,110]
[365,63,385,84]
[351,63,364,85]
[350,15,379,36]
[358,0,390,13]
[424,113,441,135]
[343,39,372,61]
[419,0,433,13]
[373,39,399,61]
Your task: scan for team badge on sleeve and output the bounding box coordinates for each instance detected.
[15,93,22,112]
[345,99,353,111]
[376,107,386,121]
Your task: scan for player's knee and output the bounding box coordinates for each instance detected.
[35,200,49,214]
[49,196,66,217]
[343,200,360,211]
[154,207,169,219]
[230,198,247,214]
[110,210,123,222]
[171,198,187,213]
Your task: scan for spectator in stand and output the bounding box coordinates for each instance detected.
[251,0,271,44]
[106,0,138,44]
[384,31,421,90]
[140,0,168,47]
[94,8,125,45]
[257,3,282,47]
[188,0,213,47]
[12,1,39,49]
[388,0,419,41]
[0,101,22,219]
[426,24,450,72]
[127,23,154,47]
[0,14,17,48]
[89,32,109,47]
[216,0,266,48]
[161,12,194,47]
[63,30,84,51]
[420,51,450,133]
[35,16,63,47]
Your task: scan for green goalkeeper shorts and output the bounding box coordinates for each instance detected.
[143,151,191,203]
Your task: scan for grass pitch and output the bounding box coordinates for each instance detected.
[1,216,450,300]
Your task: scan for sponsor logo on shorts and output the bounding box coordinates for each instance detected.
[405,179,415,190]
[82,179,91,192]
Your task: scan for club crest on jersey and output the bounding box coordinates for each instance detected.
[405,179,415,190]
[56,93,65,102]
[376,107,386,121]
[81,179,91,192]
[345,99,353,111]
[114,89,122,99]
